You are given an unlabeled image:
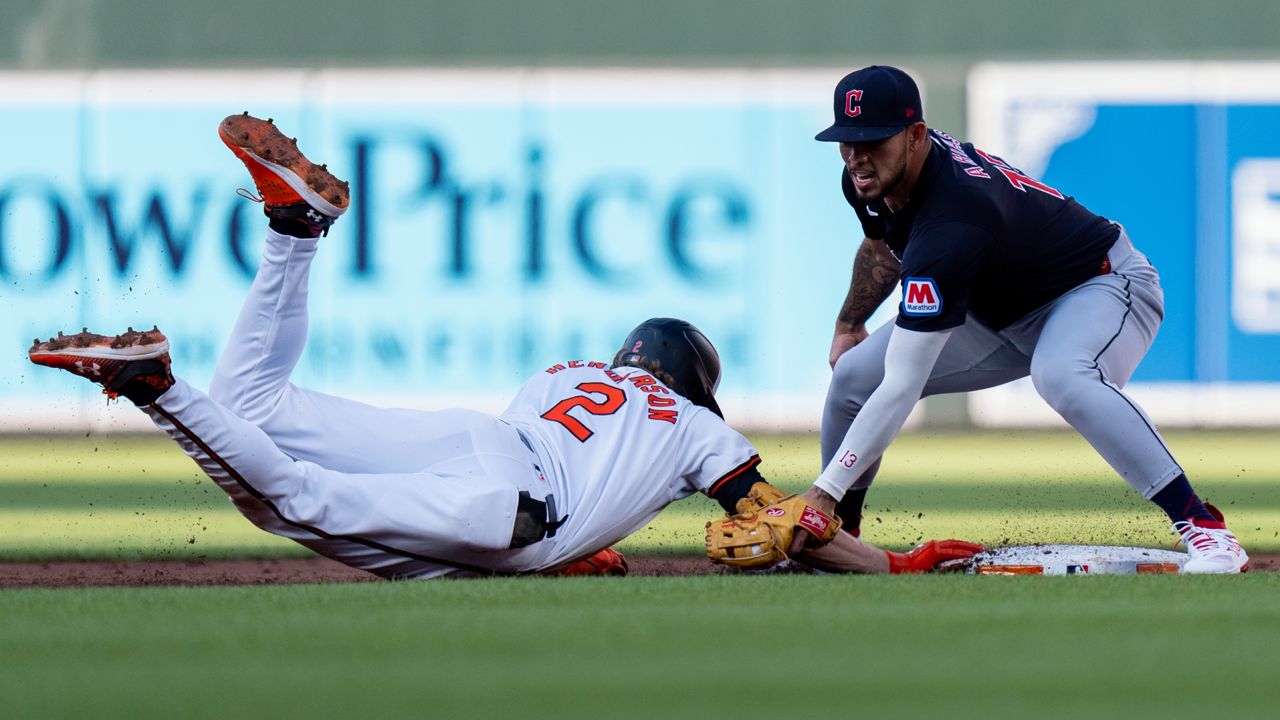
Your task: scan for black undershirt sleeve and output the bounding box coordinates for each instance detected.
[707,464,767,513]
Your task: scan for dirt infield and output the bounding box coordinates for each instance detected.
[0,556,716,588]
[1,554,1275,588]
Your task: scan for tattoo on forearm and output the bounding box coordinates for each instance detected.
[838,241,900,326]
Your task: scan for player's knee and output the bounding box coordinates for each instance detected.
[207,373,239,410]
[1030,356,1093,415]
[208,374,286,425]
[829,350,882,411]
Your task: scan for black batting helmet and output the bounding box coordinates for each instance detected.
[612,318,723,418]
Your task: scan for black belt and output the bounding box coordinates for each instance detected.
[511,491,566,548]
[509,429,567,548]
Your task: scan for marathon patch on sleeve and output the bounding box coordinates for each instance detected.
[902,277,942,316]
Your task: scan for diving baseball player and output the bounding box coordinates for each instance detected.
[795,65,1247,573]
[28,113,981,578]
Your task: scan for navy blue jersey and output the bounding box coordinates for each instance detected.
[842,129,1119,331]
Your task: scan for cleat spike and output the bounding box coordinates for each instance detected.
[57,331,64,338]
[266,118,274,124]
[242,110,249,116]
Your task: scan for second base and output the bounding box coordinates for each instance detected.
[940,544,1189,575]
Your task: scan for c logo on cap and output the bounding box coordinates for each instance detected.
[845,89,863,118]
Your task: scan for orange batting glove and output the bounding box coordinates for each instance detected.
[887,539,986,574]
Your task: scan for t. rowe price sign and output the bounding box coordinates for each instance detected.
[968,62,1280,426]
[0,69,854,430]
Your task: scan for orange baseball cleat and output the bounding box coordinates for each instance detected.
[552,547,630,577]
[29,327,174,405]
[219,112,350,236]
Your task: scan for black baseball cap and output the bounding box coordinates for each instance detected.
[815,65,924,143]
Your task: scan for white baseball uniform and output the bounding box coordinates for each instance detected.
[141,229,759,578]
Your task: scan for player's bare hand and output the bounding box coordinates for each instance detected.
[830,322,869,368]
[886,539,986,574]
[788,486,840,555]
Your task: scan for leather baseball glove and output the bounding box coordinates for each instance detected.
[732,481,786,515]
[706,494,842,569]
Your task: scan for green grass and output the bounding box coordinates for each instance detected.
[2,430,1277,559]
[1,574,1277,719]
[3,431,1278,719]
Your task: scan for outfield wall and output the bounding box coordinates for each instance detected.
[967,62,1280,427]
[2,63,1279,431]
[0,68,875,432]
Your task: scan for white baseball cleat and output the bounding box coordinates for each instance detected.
[1173,504,1249,574]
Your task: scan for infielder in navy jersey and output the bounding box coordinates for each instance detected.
[801,65,1247,573]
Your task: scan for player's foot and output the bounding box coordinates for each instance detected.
[28,327,174,406]
[219,112,350,237]
[551,547,629,577]
[1173,503,1249,574]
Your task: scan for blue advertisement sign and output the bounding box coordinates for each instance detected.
[0,70,856,428]
[970,63,1280,385]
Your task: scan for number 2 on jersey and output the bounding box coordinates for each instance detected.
[541,382,627,442]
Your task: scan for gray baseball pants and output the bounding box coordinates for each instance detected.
[821,228,1183,500]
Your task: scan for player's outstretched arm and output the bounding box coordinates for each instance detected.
[797,531,891,572]
[815,327,950,501]
[703,480,983,574]
[799,535,985,574]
